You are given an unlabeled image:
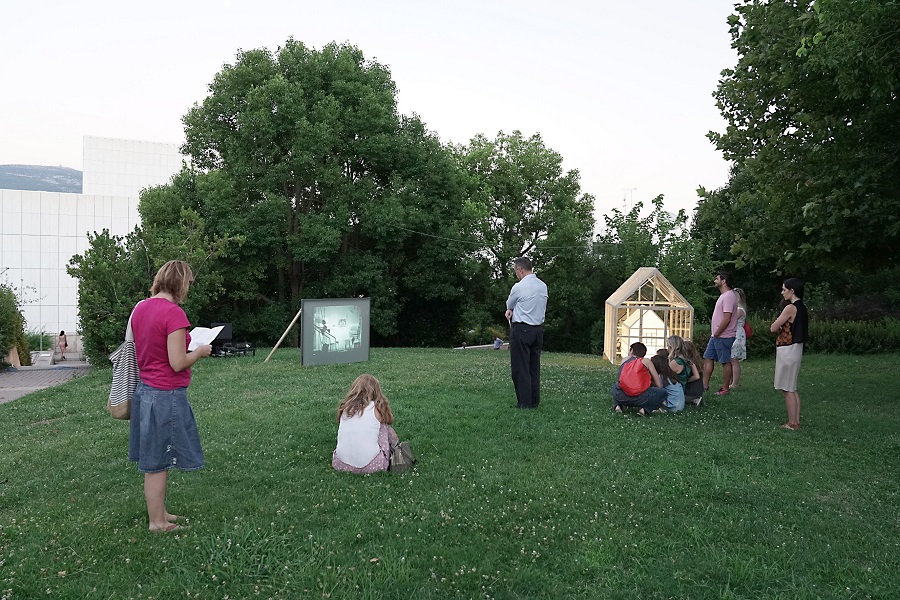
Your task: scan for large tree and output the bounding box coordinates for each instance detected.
[458,131,595,279]
[66,216,233,365]
[66,230,149,364]
[703,0,900,275]
[456,130,596,346]
[597,195,716,319]
[182,41,400,305]
[179,40,474,344]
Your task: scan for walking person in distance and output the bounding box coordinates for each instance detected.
[57,331,68,360]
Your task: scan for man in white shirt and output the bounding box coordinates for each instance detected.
[505,257,549,408]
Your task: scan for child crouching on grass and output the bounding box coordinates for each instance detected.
[679,339,706,406]
[611,342,667,416]
[333,374,399,474]
[651,353,685,413]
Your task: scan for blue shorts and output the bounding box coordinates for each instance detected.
[703,337,735,364]
[128,382,204,473]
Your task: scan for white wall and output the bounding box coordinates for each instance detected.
[82,136,184,197]
[1,136,185,337]
[0,189,140,336]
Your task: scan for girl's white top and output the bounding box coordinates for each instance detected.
[335,402,381,468]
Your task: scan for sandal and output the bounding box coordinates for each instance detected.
[781,422,800,431]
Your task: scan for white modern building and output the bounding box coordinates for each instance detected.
[0,136,185,338]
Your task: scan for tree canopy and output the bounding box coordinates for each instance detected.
[454,130,597,350]
[700,0,900,276]
[597,195,716,319]
[68,39,717,355]
[176,40,479,344]
[457,131,595,279]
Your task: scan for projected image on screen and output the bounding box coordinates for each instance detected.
[301,298,370,366]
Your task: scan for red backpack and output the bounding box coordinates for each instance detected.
[619,358,651,396]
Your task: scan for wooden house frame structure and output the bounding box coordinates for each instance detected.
[603,267,693,363]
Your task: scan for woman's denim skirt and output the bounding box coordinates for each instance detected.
[128,381,204,474]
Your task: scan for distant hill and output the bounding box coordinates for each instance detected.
[0,165,83,193]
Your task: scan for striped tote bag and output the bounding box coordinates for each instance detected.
[107,304,141,419]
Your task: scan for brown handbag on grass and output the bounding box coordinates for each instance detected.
[389,441,416,474]
[775,321,793,347]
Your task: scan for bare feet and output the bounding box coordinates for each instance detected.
[166,513,184,523]
[150,523,184,533]
[781,422,800,431]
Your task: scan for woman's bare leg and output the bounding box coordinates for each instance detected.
[702,359,714,389]
[721,361,733,391]
[785,391,800,426]
[730,359,741,388]
[145,471,170,531]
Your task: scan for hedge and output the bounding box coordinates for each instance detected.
[692,317,900,359]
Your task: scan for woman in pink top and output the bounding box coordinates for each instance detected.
[333,374,399,474]
[127,260,212,532]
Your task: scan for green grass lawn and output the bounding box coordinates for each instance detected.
[1,349,898,599]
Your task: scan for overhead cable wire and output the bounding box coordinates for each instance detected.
[383,222,591,250]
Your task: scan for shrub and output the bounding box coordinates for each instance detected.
[692,317,900,358]
[589,319,604,356]
[66,230,148,365]
[0,283,30,367]
[807,319,900,355]
[459,324,492,347]
[25,330,55,352]
[487,325,507,341]
[225,301,294,347]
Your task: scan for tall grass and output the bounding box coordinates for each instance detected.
[1,349,898,599]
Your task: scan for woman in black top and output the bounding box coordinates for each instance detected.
[769,278,809,430]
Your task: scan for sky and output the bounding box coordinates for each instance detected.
[0,0,737,223]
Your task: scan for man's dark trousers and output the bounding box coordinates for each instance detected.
[510,323,543,408]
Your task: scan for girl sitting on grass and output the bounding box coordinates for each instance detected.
[333,374,399,474]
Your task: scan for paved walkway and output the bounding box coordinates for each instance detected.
[0,361,92,404]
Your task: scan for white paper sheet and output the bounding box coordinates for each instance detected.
[188,326,224,351]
